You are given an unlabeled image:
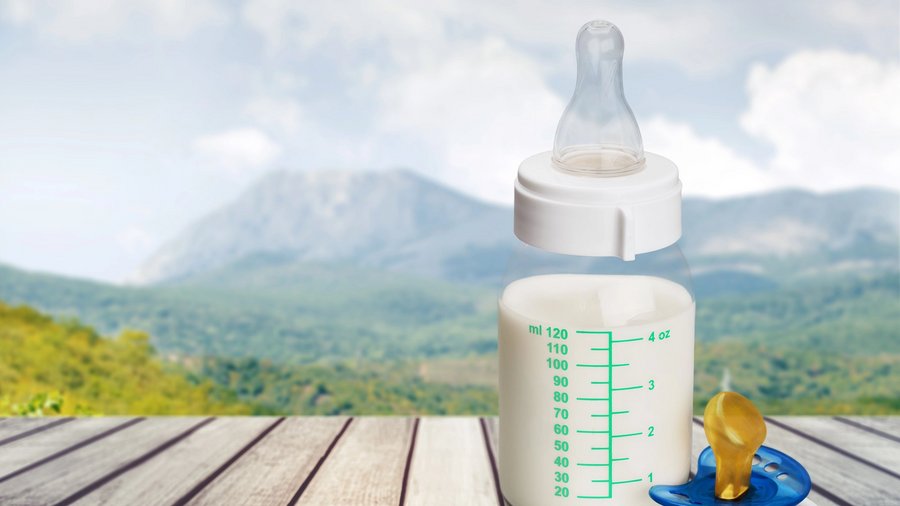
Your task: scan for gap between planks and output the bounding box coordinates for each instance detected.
[170,417,287,506]
[0,418,75,448]
[294,417,416,505]
[54,418,216,506]
[832,416,900,444]
[57,417,353,506]
[479,417,504,506]
[288,417,354,505]
[0,417,209,505]
[397,417,420,506]
[181,417,353,506]
[402,418,498,506]
[0,418,144,485]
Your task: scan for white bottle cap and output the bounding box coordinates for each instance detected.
[515,150,681,260]
[514,20,682,260]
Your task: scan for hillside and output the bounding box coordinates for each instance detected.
[0,261,497,362]
[0,261,897,414]
[697,272,900,354]
[0,302,251,416]
[0,301,499,416]
[2,263,897,363]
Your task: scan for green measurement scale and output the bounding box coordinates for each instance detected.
[539,324,673,502]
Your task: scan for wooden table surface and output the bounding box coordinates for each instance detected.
[0,416,896,505]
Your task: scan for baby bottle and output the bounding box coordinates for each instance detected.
[498,21,695,505]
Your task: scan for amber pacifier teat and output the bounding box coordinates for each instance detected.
[703,392,766,500]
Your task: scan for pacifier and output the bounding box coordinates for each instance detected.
[649,392,812,505]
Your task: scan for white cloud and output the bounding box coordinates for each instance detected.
[239,1,899,79]
[0,0,228,41]
[377,46,900,202]
[377,37,565,203]
[741,50,900,191]
[823,0,900,51]
[234,1,899,203]
[192,128,282,175]
[116,225,155,256]
[644,50,900,197]
[241,0,453,58]
[239,0,742,76]
[245,96,308,135]
[641,117,775,197]
[465,1,749,76]
[7,0,896,203]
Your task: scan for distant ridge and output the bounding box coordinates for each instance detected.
[134,169,511,284]
[135,169,898,286]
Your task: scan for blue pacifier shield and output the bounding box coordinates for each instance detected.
[649,445,811,506]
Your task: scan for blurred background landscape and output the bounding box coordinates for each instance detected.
[0,0,897,416]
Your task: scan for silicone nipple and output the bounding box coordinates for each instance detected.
[553,20,645,176]
[704,392,766,500]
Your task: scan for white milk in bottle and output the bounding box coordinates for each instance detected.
[498,20,695,506]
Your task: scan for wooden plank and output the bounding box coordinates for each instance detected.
[404,418,496,505]
[74,417,278,506]
[0,416,890,505]
[779,416,900,473]
[296,417,415,505]
[0,418,135,478]
[0,418,73,447]
[0,417,208,505]
[762,417,899,504]
[186,417,350,506]
[834,416,900,442]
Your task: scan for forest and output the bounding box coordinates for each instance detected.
[0,302,249,415]
[0,263,897,416]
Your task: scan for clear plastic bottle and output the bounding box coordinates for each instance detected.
[498,21,695,505]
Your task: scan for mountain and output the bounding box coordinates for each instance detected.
[682,188,899,273]
[2,172,898,415]
[136,169,898,291]
[135,169,511,285]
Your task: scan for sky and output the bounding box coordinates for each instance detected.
[0,0,898,282]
